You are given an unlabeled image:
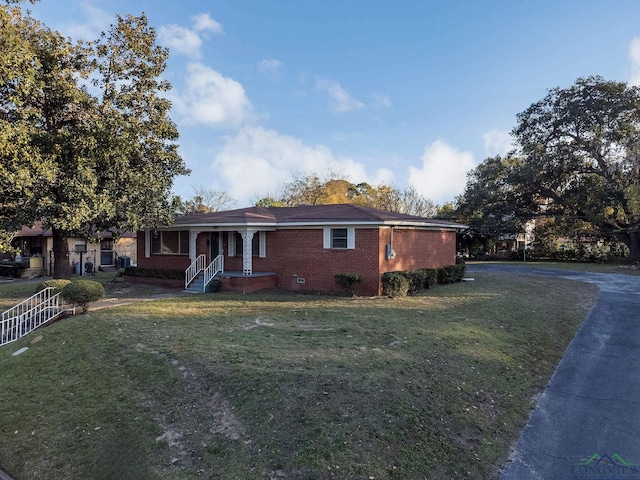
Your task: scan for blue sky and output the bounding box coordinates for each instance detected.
[27,0,640,207]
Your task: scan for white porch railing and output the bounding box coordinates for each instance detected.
[1,287,63,347]
[185,254,224,292]
[202,255,224,293]
[185,254,207,289]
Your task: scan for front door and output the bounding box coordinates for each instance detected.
[100,239,114,265]
[210,232,221,259]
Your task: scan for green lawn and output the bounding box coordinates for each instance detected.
[0,271,598,479]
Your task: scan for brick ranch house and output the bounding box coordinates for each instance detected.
[135,204,467,295]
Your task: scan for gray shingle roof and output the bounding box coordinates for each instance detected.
[173,204,466,230]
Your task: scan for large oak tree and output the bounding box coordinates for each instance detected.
[0,6,189,277]
[514,76,640,260]
[457,77,640,261]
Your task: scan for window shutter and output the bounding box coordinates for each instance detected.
[259,231,266,258]
[347,228,355,249]
[323,228,331,249]
[145,230,151,258]
[228,231,235,256]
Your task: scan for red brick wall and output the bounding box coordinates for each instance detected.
[136,231,191,270]
[138,227,457,296]
[219,275,276,293]
[221,229,381,295]
[379,227,456,274]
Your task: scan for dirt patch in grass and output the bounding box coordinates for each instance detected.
[133,344,252,478]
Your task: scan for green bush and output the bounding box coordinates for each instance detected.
[437,264,466,284]
[208,279,222,293]
[437,265,455,284]
[61,280,105,313]
[381,272,410,298]
[383,266,463,295]
[334,273,363,295]
[424,268,438,289]
[36,279,72,294]
[0,262,27,278]
[123,266,184,280]
[400,270,427,294]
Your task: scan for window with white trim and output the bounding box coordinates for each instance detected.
[151,231,189,255]
[323,228,355,249]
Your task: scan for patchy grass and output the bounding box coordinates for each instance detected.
[0,272,598,479]
[0,274,177,312]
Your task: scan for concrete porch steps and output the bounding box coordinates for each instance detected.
[185,271,207,293]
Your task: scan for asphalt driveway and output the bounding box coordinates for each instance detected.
[467,264,640,480]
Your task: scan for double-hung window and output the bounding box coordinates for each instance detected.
[331,228,348,249]
[323,228,355,249]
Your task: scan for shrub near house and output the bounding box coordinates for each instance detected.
[61,280,105,313]
[382,263,466,298]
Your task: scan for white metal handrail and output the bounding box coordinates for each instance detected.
[1,287,62,347]
[185,254,206,289]
[201,255,224,292]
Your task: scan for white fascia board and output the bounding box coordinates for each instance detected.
[168,223,277,230]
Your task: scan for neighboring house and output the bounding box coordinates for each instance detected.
[136,204,467,295]
[9,222,137,276]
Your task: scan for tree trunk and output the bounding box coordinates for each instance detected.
[629,230,640,263]
[52,228,72,278]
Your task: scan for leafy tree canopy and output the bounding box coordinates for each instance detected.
[255,172,437,217]
[173,186,237,215]
[456,77,640,260]
[0,6,189,276]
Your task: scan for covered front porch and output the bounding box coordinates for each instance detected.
[184,228,275,293]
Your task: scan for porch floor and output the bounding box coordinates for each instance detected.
[217,271,275,278]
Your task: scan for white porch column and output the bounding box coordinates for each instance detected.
[189,230,202,263]
[240,229,257,275]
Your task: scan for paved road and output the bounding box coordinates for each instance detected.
[467,264,640,480]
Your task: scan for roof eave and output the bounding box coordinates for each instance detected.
[167,220,467,230]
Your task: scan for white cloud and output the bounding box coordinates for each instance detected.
[407,140,475,203]
[372,94,392,108]
[629,38,640,86]
[483,129,514,157]
[315,79,364,113]
[171,62,254,129]
[158,25,204,59]
[258,58,283,80]
[192,13,224,34]
[158,13,223,59]
[63,2,112,41]
[211,126,393,204]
